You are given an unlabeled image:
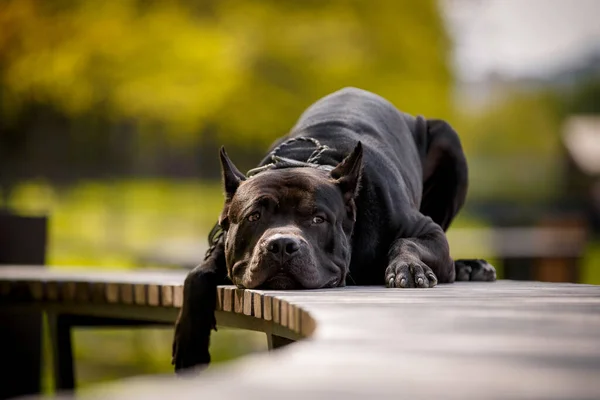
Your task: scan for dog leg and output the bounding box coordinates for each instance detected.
[172,236,227,373]
[385,214,454,288]
[455,259,496,281]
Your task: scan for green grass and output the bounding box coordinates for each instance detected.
[9,179,224,267]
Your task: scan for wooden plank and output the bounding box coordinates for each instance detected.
[263,295,272,321]
[216,287,224,311]
[74,282,90,303]
[272,298,280,324]
[300,309,314,336]
[46,281,59,301]
[120,284,134,305]
[161,285,173,307]
[134,284,146,305]
[61,282,77,302]
[222,288,233,312]
[105,283,119,304]
[29,281,44,301]
[173,285,183,308]
[243,291,253,316]
[279,300,288,328]
[147,285,160,306]
[253,293,262,319]
[91,282,106,303]
[289,303,299,332]
[234,289,244,314]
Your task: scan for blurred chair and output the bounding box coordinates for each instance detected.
[0,213,47,399]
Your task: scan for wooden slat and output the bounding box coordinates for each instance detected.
[147,285,159,306]
[234,289,244,314]
[173,285,183,308]
[216,287,224,311]
[61,282,77,301]
[272,298,280,324]
[222,288,233,312]
[300,309,315,336]
[288,303,298,332]
[105,283,120,304]
[46,281,59,301]
[243,291,253,316]
[134,284,146,305]
[91,282,106,303]
[74,282,90,303]
[120,284,134,305]
[253,292,262,319]
[161,285,173,307]
[263,295,272,321]
[279,300,288,328]
[29,281,44,301]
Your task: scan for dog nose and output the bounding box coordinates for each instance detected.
[266,236,301,258]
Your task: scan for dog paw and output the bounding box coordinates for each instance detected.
[385,259,438,288]
[172,312,214,373]
[455,259,496,282]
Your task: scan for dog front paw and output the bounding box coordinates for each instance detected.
[172,311,214,373]
[385,258,438,288]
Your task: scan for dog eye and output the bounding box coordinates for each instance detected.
[312,216,325,224]
[247,212,261,222]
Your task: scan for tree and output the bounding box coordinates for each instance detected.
[0,0,453,195]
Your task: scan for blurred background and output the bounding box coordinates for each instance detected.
[1,0,599,393]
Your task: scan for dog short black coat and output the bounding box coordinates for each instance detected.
[172,87,495,371]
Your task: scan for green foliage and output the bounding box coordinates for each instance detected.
[9,179,224,266]
[451,74,600,202]
[0,0,452,147]
[565,75,600,115]
[457,90,563,157]
[0,0,241,140]
[451,88,567,201]
[210,0,452,146]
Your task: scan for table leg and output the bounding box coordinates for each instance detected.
[47,314,75,391]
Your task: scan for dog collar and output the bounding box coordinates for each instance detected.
[246,136,334,177]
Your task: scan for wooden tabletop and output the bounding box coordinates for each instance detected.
[2,267,600,399]
[0,266,313,339]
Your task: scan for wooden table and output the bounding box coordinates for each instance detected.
[1,267,600,399]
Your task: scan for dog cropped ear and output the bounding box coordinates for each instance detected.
[219,147,246,229]
[219,147,246,200]
[331,142,363,202]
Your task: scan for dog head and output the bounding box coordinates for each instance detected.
[217,143,363,289]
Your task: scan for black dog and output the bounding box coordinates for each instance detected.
[172,87,495,371]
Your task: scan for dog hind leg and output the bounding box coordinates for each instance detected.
[417,118,496,282]
[455,259,496,281]
[418,117,468,232]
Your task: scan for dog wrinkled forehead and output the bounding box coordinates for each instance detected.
[230,168,343,214]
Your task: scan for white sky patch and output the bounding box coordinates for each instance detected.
[441,0,600,81]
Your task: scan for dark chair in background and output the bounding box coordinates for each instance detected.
[0,213,47,399]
